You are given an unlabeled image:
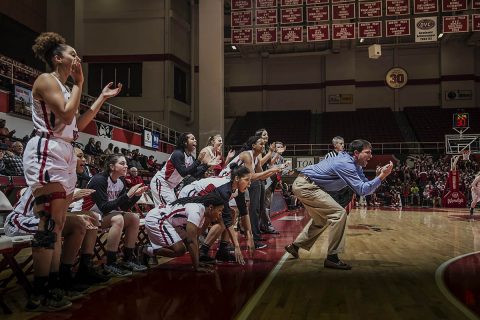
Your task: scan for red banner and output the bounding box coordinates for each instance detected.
[442,170,465,207]
[332,3,356,20]
[443,15,468,33]
[473,14,480,31]
[256,9,278,25]
[413,0,438,13]
[307,6,329,22]
[386,0,409,16]
[474,0,480,8]
[332,23,356,40]
[280,26,303,43]
[332,0,350,3]
[256,27,277,43]
[386,19,410,36]
[231,11,253,27]
[307,25,330,41]
[358,21,382,38]
[306,0,329,4]
[231,28,253,44]
[281,7,303,23]
[281,0,303,5]
[359,1,382,18]
[441,0,467,11]
[256,0,278,7]
[232,0,253,10]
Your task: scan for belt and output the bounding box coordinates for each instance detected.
[299,173,314,184]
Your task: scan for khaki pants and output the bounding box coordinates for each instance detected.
[292,175,347,255]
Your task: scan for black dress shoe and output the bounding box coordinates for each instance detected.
[285,243,299,259]
[324,259,352,270]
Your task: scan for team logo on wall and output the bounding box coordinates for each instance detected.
[415,17,437,42]
[97,122,113,138]
[385,67,408,89]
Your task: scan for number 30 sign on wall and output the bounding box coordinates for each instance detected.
[385,67,408,89]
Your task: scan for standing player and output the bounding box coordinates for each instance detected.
[470,172,480,215]
[25,32,121,311]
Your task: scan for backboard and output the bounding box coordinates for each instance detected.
[445,134,480,155]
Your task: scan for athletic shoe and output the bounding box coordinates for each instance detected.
[138,245,159,266]
[199,254,216,265]
[215,250,237,263]
[104,263,132,277]
[122,259,148,272]
[75,267,110,285]
[26,289,73,312]
[254,242,267,250]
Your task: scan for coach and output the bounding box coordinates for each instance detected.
[285,139,393,270]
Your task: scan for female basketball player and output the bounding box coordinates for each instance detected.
[199,134,235,177]
[26,32,121,311]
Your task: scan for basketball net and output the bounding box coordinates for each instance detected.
[462,149,471,161]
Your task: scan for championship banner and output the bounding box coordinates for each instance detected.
[232,0,253,10]
[280,26,304,43]
[474,0,480,9]
[256,0,278,7]
[332,0,350,3]
[307,6,329,22]
[386,0,409,16]
[256,27,278,43]
[414,17,437,42]
[256,9,278,25]
[386,19,411,37]
[473,14,480,32]
[232,28,254,44]
[443,15,468,33]
[306,0,329,4]
[281,7,303,24]
[358,21,382,38]
[413,0,438,14]
[231,11,253,27]
[332,3,356,20]
[281,0,303,6]
[358,1,382,18]
[307,24,330,41]
[332,23,356,40]
[441,0,467,11]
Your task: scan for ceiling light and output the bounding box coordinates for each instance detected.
[438,33,444,39]
[231,45,237,50]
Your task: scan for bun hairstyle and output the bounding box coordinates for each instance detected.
[32,32,67,69]
[171,192,225,207]
[240,135,262,153]
[229,162,251,181]
[206,134,222,147]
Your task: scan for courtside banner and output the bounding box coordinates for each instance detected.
[232,28,253,44]
[386,19,410,37]
[231,11,253,27]
[332,23,356,40]
[415,17,437,42]
[358,21,382,38]
[232,0,253,10]
[256,0,277,7]
[473,14,480,32]
[386,0,409,16]
[358,1,382,18]
[441,0,467,11]
[332,2,356,20]
[307,6,329,22]
[307,24,330,41]
[256,9,278,25]
[414,0,438,13]
[443,15,469,33]
[280,26,303,43]
[281,7,303,23]
[256,27,278,43]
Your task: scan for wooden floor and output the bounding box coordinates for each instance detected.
[243,207,479,320]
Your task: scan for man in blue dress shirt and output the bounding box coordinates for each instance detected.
[285,139,393,270]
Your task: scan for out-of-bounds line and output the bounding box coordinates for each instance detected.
[435,251,480,320]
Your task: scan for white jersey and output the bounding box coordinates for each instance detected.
[153,151,195,189]
[32,74,78,142]
[4,188,37,236]
[147,203,205,229]
[72,176,126,214]
[179,176,237,199]
[219,150,258,178]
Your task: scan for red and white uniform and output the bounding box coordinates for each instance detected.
[219,150,257,178]
[179,176,238,200]
[150,149,208,207]
[23,74,79,194]
[145,203,206,249]
[4,188,38,236]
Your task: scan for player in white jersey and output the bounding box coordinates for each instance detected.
[179,164,254,264]
[141,193,225,272]
[72,154,148,276]
[198,134,235,177]
[26,32,122,311]
[470,173,480,215]
[150,132,219,206]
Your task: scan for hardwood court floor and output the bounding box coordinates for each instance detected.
[242,207,480,320]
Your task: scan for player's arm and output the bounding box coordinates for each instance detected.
[185,222,202,271]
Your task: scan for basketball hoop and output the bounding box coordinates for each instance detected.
[462,149,471,161]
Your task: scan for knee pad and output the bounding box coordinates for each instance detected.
[31,230,57,249]
[34,191,66,231]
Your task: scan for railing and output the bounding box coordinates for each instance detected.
[0,54,181,145]
[231,141,446,156]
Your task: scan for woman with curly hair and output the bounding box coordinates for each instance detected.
[25,32,121,311]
